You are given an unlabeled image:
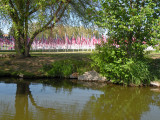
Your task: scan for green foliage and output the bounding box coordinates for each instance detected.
[126,60,151,85]
[94,0,159,58]
[42,63,53,71]
[154,41,160,52]
[91,43,151,85]
[0,70,10,77]
[36,24,100,39]
[76,67,88,75]
[75,62,91,75]
[20,71,35,78]
[0,0,95,57]
[90,0,159,85]
[42,59,92,78]
[11,71,18,77]
[44,60,73,78]
[148,58,160,81]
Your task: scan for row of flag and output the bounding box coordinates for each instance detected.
[0,35,107,51]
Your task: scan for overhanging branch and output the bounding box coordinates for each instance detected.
[9,0,20,23]
[29,1,69,46]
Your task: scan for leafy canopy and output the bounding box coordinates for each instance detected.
[94,0,160,58]
[91,0,160,85]
[0,0,95,57]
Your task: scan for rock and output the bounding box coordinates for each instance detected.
[70,72,79,79]
[78,70,106,82]
[150,88,160,92]
[19,73,24,78]
[150,81,160,87]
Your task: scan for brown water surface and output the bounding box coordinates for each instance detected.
[0,78,160,120]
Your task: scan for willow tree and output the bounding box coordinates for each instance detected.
[0,0,93,57]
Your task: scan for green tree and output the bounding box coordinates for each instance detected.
[91,0,160,85]
[95,0,160,58]
[36,24,100,39]
[0,0,93,57]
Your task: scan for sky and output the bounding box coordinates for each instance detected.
[0,21,107,36]
[2,26,10,34]
[0,20,11,34]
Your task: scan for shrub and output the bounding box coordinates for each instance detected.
[42,63,53,71]
[73,60,91,75]
[123,60,151,85]
[0,70,10,77]
[42,59,92,78]
[46,60,73,78]
[91,43,151,85]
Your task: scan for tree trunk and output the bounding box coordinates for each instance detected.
[15,38,31,58]
[25,45,31,57]
[15,39,25,58]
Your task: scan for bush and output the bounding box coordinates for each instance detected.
[42,58,92,78]
[0,70,10,77]
[72,60,91,75]
[91,43,151,85]
[123,60,151,85]
[45,60,73,78]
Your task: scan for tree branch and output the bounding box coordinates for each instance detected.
[29,1,70,46]
[9,0,20,22]
[28,6,40,16]
[28,0,60,16]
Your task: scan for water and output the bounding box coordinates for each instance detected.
[0,78,160,120]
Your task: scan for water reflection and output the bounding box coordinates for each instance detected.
[14,82,31,120]
[14,82,56,120]
[81,86,154,120]
[0,79,160,120]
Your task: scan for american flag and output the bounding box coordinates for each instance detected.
[0,34,107,51]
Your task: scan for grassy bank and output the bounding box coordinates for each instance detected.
[0,52,92,78]
[0,51,160,84]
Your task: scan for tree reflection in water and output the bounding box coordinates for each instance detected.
[14,82,30,120]
[80,85,160,120]
[1,79,160,120]
[14,81,55,120]
[13,79,81,120]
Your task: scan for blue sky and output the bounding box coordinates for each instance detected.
[0,20,11,34]
[2,26,9,34]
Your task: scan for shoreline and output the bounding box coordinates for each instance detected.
[0,72,159,88]
[0,52,160,87]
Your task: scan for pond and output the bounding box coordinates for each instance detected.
[0,78,160,120]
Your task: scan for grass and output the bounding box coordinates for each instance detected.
[0,51,92,78]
